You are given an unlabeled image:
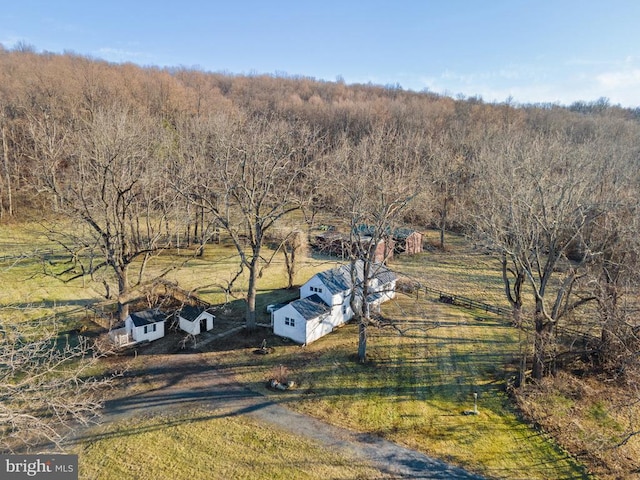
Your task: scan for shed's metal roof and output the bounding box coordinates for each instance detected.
[129,309,166,327]
[179,305,212,322]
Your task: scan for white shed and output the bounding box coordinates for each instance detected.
[125,309,166,343]
[178,305,215,335]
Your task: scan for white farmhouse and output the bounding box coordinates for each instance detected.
[273,261,396,345]
[178,305,215,335]
[124,309,166,343]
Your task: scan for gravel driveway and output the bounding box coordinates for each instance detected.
[97,352,485,479]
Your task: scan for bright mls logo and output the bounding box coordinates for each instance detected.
[0,455,78,480]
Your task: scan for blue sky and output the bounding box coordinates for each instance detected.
[2,1,639,107]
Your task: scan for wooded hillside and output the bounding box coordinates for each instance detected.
[2,48,640,388]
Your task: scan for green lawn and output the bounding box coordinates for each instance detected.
[75,411,390,480]
[2,223,594,478]
[205,232,592,479]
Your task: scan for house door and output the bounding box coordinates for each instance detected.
[200,318,208,333]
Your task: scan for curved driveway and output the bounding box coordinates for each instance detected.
[98,353,485,480]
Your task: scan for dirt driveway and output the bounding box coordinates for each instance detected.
[97,350,485,479]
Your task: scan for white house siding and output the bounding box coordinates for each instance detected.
[386,280,397,300]
[305,316,333,344]
[137,322,164,342]
[179,317,198,335]
[273,304,307,344]
[124,316,135,340]
[125,317,165,343]
[274,263,395,345]
[328,301,348,328]
[300,280,333,306]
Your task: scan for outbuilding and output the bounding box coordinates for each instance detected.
[393,228,423,255]
[124,309,166,343]
[178,305,215,335]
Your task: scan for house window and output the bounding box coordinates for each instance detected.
[285,317,296,327]
[143,324,157,334]
[310,286,323,293]
[342,304,348,315]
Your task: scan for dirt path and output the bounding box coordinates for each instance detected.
[85,351,486,479]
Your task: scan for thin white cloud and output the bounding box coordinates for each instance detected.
[411,55,640,108]
[96,47,150,63]
[0,35,31,49]
[597,69,640,89]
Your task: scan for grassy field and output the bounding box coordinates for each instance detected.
[0,220,335,327]
[210,288,589,478]
[1,222,599,478]
[75,410,390,480]
[0,221,102,329]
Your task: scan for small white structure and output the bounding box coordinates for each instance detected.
[124,309,166,343]
[178,305,215,335]
[273,261,396,344]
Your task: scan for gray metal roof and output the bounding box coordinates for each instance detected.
[129,309,166,327]
[179,305,212,322]
[371,264,397,285]
[367,292,385,304]
[290,294,331,320]
[393,227,420,239]
[315,265,352,294]
[315,261,395,294]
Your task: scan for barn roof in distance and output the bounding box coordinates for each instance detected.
[393,227,421,239]
[290,294,331,320]
[355,224,421,239]
[129,309,166,327]
[178,305,213,322]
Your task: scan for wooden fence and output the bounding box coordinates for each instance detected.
[85,303,116,330]
[418,284,512,318]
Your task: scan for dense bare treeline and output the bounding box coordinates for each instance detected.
[2,48,640,384]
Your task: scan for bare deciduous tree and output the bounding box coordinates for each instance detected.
[178,113,319,331]
[475,131,602,380]
[0,318,113,452]
[322,126,423,362]
[31,106,181,322]
[268,228,308,290]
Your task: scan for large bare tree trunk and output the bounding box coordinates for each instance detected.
[117,266,130,323]
[358,320,367,363]
[245,257,259,331]
[532,307,553,380]
[1,123,13,217]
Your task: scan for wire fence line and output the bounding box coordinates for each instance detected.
[0,248,58,263]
